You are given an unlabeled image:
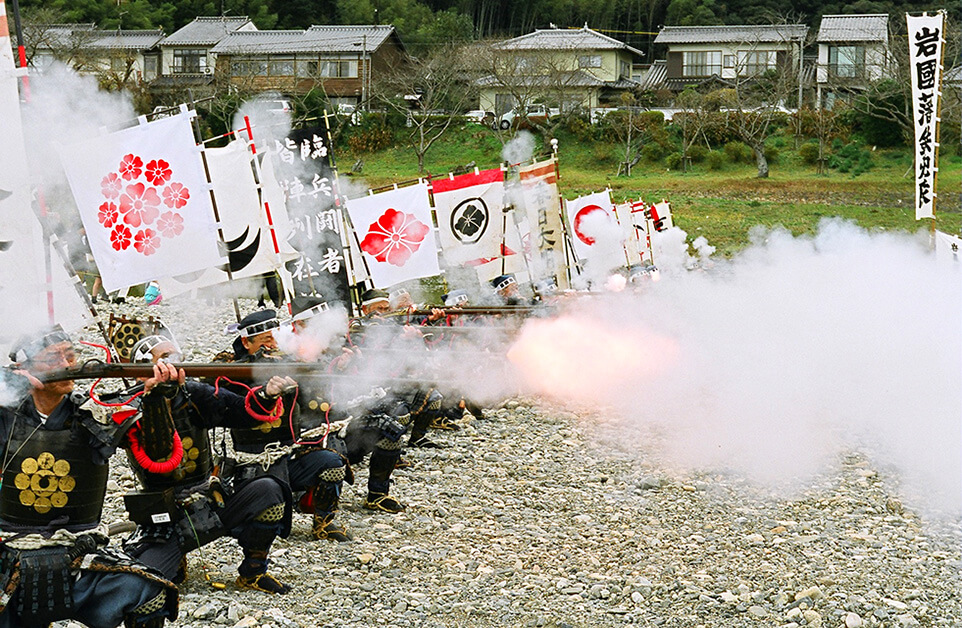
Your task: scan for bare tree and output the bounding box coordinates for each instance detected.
[21,14,98,73]
[470,39,591,142]
[371,43,477,173]
[713,33,803,178]
[838,19,960,147]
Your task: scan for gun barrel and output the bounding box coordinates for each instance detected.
[37,361,437,386]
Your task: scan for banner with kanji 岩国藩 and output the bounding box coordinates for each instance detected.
[906,11,945,220]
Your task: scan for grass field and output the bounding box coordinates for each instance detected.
[341,123,962,257]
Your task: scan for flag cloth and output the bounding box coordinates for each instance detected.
[649,200,673,232]
[432,168,505,266]
[272,125,351,310]
[157,140,298,299]
[906,11,945,220]
[564,190,624,271]
[935,230,961,265]
[517,158,567,288]
[0,11,89,335]
[346,183,440,288]
[57,113,223,292]
[614,202,647,264]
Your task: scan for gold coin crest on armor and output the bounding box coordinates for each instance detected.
[16,452,75,513]
[255,415,283,433]
[169,436,200,480]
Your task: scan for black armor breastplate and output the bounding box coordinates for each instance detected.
[230,392,300,454]
[129,398,212,491]
[1,421,108,528]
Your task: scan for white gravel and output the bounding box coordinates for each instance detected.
[73,296,962,628]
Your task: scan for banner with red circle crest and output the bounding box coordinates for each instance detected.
[346,183,440,288]
[58,113,223,292]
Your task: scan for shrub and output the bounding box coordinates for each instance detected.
[592,144,616,164]
[687,144,708,163]
[642,141,668,163]
[347,127,394,152]
[798,141,820,165]
[665,152,683,170]
[827,142,874,176]
[724,141,752,164]
[706,150,726,170]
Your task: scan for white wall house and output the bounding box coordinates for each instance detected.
[815,14,890,109]
[653,24,808,91]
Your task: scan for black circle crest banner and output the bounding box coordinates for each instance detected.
[450,197,489,244]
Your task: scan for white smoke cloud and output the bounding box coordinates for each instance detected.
[231,92,292,157]
[508,219,962,517]
[501,131,536,165]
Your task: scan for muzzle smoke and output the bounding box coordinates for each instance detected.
[509,219,961,516]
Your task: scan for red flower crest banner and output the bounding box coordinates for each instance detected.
[346,183,439,288]
[58,113,223,292]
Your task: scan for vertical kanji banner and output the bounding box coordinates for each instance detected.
[518,158,568,288]
[271,126,351,309]
[906,11,945,220]
[431,168,505,266]
[57,113,223,292]
[346,183,440,288]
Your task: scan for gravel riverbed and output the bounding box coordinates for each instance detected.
[71,297,962,628]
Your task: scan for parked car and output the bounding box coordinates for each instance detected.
[464,109,495,125]
[497,103,559,130]
[336,103,361,125]
[264,99,292,114]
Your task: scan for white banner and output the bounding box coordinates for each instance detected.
[58,113,223,292]
[564,190,624,272]
[431,168,505,265]
[907,11,945,220]
[517,157,567,288]
[158,141,298,298]
[935,230,961,264]
[0,9,89,336]
[346,183,440,288]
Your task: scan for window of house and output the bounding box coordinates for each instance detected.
[620,60,631,79]
[144,55,158,76]
[231,59,250,75]
[297,59,319,77]
[579,55,602,69]
[110,56,127,72]
[513,55,536,72]
[269,57,294,76]
[829,45,864,79]
[171,48,207,74]
[724,55,735,69]
[682,51,721,77]
[319,58,358,78]
[737,50,775,76]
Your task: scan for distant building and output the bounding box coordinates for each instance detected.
[26,24,163,82]
[815,14,891,109]
[478,25,645,116]
[152,16,255,93]
[652,24,808,92]
[210,25,405,108]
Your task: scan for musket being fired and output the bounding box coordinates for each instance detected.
[36,361,440,386]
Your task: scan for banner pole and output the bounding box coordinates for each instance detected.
[187,92,241,322]
[242,115,293,314]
